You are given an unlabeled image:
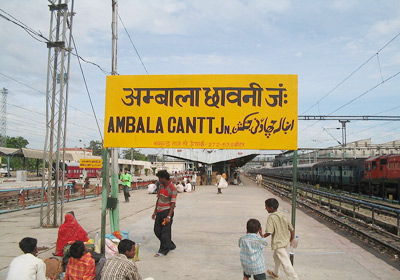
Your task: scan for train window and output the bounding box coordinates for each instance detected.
[380,159,387,165]
[372,162,377,170]
[365,163,370,171]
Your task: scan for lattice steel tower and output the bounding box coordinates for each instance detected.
[0,88,7,147]
[40,0,74,227]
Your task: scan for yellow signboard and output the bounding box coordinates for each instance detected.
[104,74,298,150]
[79,159,103,169]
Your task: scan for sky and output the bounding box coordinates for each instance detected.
[0,0,400,156]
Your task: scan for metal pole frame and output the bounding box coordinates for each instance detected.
[109,0,120,233]
[101,149,109,254]
[40,0,74,227]
[290,150,298,265]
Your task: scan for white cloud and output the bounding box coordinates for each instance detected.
[370,18,400,36]
[329,0,358,11]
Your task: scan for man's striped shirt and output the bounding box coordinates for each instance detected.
[157,181,177,212]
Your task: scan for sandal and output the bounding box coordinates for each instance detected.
[267,270,279,279]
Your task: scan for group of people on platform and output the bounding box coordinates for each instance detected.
[6,169,181,280]
[6,212,154,279]
[147,172,196,194]
[7,170,299,280]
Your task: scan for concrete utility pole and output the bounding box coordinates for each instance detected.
[0,88,7,147]
[339,120,350,160]
[40,0,74,227]
[109,0,120,232]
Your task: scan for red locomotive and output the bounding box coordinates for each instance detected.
[364,155,400,181]
[363,154,400,199]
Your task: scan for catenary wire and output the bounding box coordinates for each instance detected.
[0,72,104,122]
[302,31,400,114]
[70,35,103,141]
[0,9,112,75]
[118,13,149,75]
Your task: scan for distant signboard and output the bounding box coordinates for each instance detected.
[104,74,298,150]
[79,159,103,169]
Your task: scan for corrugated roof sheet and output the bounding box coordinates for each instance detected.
[162,149,260,164]
[0,147,19,156]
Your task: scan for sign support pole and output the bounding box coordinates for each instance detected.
[290,150,298,265]
[100,149,109,254]
[109,0,120,233]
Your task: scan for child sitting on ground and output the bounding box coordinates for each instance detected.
[239,219,268,280]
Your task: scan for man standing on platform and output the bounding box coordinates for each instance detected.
[120,168,132,203]
[152,170,177,257]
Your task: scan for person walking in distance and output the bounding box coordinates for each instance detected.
[120,168,132,203]
[264,198,299,280]
[216,172,222,194]
[152,170,177,257]
[256,174,262,186]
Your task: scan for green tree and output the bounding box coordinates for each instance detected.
[88,140,102,156]
[1,136,32,171]
[6,136,28,148]
[122,148,147,161]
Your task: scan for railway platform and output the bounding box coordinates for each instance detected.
[0,177,399,279]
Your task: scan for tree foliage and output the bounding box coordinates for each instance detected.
[122,148,148,161]
[0,136,39,172]
[88,140,102,156]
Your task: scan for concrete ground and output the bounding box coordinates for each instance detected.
[0,177,399,279]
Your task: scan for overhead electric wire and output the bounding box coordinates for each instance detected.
[0,100,100,134]
[0,8,112,75]
[7,113,97,140]
[118,13,149,75]
[71,35,103,141]
[0,72,103,121]
[7,125,83,145]
[328,70,400,115]
[302,31,400,115]
[300,68,400,134]
[0,11,47,43]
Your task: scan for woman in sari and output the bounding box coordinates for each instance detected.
[55,212,89,256]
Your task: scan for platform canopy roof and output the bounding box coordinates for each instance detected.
[162,149,260,166]
[0,147,74,161]
[0,147,19,156]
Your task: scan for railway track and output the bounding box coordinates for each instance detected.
[268,174,400,209]
[249,174,400,258]
[259,176,400,234]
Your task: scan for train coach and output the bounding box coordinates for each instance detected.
[53,162,101,179]
[251,154,400,200]
[313,159,364,193]
[66,162,101,179]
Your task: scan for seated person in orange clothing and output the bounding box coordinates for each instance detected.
[56,212,89,256]
[65,241,95,280]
